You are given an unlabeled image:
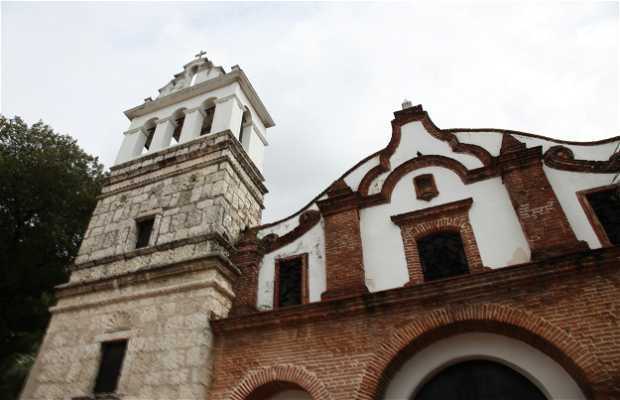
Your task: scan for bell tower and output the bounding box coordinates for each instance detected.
[21,52,274,400]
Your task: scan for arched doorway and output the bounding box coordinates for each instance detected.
[414,359,546,400]
[382,333,585,399]
[245,381,312,400]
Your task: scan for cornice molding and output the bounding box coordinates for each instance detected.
[211,246,620,333]
[260,210,321,255]
[391,198,473,226]
[124,69,275,128]
[544,145,620,173]
[72,232,235,271]
[107,131,267,197]
[58,253,238,301]
[123,127,147,136]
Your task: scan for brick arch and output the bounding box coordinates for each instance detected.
[229,364,333,400]
[381,155,470,202]
[355,303,609,400]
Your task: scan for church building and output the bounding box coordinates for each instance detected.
[21,53,620,400]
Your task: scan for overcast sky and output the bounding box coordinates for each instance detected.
[2,2,618,222]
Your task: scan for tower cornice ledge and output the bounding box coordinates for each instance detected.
[124,69,275,128]
[56,252,239,302]
[107,130,267,200]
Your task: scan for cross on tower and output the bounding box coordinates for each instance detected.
[195,50,206,59]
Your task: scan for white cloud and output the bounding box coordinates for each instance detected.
[2,2,617,222]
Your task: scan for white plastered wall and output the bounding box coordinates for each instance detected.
[119,80,270,169]
[361,166,530,292]
[383,333,585,400]
[454,131,503,156]
[257,221,326,310]
[128,84,237,130]
[544,167,618,249]
[454,130,618,160]
[367,122,485,195]
[513,134,618,160]
[343,155,381,191]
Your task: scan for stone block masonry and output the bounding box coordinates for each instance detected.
[20,261,235,400]
[21,131,265,400]
[75,131,265,272]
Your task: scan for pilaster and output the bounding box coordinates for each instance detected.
[211,95,244,138]
[150,118,176,151]
[179,107,206,143]
[229,229,263,316]
[115,128,147,164]
[498,135,588,260]
[317,179,368,301]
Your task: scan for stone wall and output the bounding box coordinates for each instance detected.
[21,131,264,400]
[21,264,234,400]
[76,132,264,268]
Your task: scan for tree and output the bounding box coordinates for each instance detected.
[0,116,106,399]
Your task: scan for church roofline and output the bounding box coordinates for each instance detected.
[124,68,275,128]
[256,105,619,231]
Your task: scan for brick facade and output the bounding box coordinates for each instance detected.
[208,106,620,399]
[23,89,619,399]
[210,247,620,399]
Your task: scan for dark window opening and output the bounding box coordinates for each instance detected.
[144,126,156,150]
[172,116,184,143]
[239,119,245,143]
[239,108,250,145]
[135,218,154,249]
[586,187,620,245]
[276,256,304,308]
[414,360,547,400]
[93,340,127,394]
[418,232,469,281]
[200,107,215,135]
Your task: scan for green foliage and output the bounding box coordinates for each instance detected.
[0,116,106,399]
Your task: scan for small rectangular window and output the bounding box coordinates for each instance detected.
[135,217,154,249]
[94,340,127,394]
[274,254,308,308]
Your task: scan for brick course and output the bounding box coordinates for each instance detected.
[210,247,620,399]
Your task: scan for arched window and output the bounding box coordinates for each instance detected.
[414,360,547,400]
[143,119,157,152]
[417,231,468,281]
[172,109,185,144]
[201,99,216,136]
[239,106,251,144]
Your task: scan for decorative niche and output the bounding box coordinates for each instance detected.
[414,174,438,201]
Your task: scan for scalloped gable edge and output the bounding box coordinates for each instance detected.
[255,105,619,238]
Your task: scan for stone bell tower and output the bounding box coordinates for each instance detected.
[21,52,274,400]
